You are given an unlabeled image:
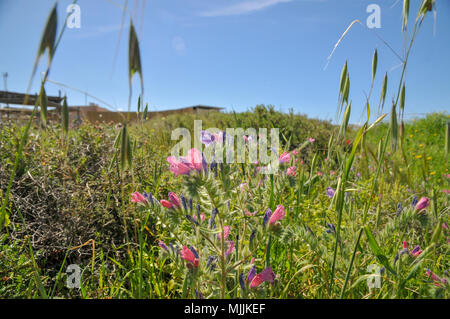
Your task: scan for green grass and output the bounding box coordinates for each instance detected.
[0,111,448,299]
[0,0,448,299]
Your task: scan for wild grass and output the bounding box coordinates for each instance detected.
[0,0,448,299]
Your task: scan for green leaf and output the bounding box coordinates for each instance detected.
[430,219,442,245]
[342,74,350,104]
[128,20,143,90]
[340,102,351,139]
[390,102,398,152]
[364,226,397,276]
[143,103,148,120]
[372,49,378,81]
[39,84,48,127]
[62,96,69,134]
[339,60,348,96]
[120,124,129,171]
[380,73,388,111]
[38,4,57,62]
[402,0,410,31]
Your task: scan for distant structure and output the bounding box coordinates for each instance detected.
[0,91,223,125]
[69,104,224,124]
[0,90,63,122]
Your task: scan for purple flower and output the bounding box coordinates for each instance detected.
[411,196,418,208]
[326,223,336,234]
[247,265,257,284]
[196,203,201,223]
[190,246,199,259]
[394,253,399,264]
[306,225,315,237]
[410,245,422,257]
[326,187,335,198]
[180,194,188,211]
[186,214,199,226]
[209,208,218,228]
[195,289,203,299]
[188,198,193,212]
[206,256,215,271]
[239,273,246,290]
[249,230,256,246]
[143,192,154,205]
[262,208,272,227]
[201,130,215,146]
[158,240,169,251]
[396,202,403,217]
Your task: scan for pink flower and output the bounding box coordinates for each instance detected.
[309,138,315,143]
[291,150,299,155]
[168,192,181,207]
[279,152,291,164]
[131,192,147,203]
[403,241,408,249]
[225,241,235,258]
[245,209,257,217]
[330,170,335,176]
[317,171,323,176]
[269,205,285,225]
[167,148,205,176]
[426,269,447,286]
[160,200,173,209]
[249,267,276,288]
[167,156,191,176]
[186,148,204,171]
[218,226,231,241]
[240,183,248,192]
[181,246,199,268]
[213,132,224,144]
[414,197,430,212]
[286,166,297,176]
[410,245,422,257]
[192,213,206,223]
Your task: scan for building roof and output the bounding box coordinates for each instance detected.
[189,105,224,110]
[0,90,63,107]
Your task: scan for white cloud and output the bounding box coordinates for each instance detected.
[199,0,292,17]
[172,36,186,55]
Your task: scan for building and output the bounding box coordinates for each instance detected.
[0,89,224,125]
[72,104,224,124]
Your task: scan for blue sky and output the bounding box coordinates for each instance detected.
[0,0,449,124]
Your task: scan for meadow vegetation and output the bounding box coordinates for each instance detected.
[0,0,448,299]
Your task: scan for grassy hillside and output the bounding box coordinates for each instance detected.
[0,110,448,298]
